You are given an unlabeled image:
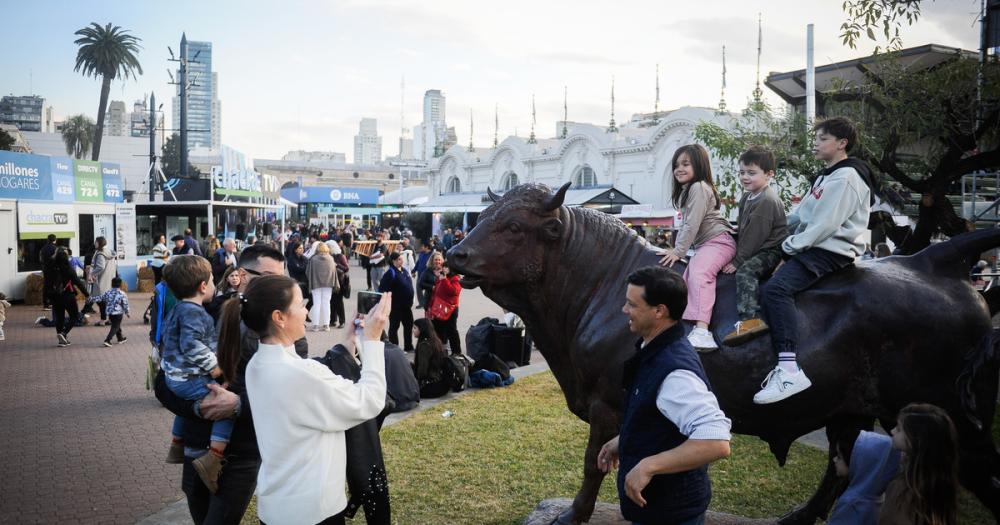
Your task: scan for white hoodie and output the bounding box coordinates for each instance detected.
[783,165,871,258]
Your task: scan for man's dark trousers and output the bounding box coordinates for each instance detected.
[182,454,260,525]
[388,307,414,352]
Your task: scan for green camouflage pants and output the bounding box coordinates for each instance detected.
[736,247,784,320]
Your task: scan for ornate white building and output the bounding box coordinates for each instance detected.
[423,106,736,215]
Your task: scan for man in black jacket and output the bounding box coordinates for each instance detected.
[155,245,304,525]
[39,234,59,308]
[378,252,415,352]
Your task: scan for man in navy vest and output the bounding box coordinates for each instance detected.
[598,266,732,525]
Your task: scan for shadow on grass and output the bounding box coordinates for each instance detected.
[241,372,997,525]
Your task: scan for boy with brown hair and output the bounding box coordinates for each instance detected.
[721,146,787,346]
[160,255,230,492]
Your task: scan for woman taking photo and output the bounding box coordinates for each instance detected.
[89,236,118,326]
[429,259,463,355]
[219,275,389,525]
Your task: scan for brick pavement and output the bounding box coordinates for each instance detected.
[0,263,507,524]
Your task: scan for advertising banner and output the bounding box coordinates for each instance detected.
[50,156,75,202]
[115,204,136,261]
[101,163,124,203]
[0,150,53,200]
[73,160,103,203]
[280,186,380,205]
[17,202,77,239]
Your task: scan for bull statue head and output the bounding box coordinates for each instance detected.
[448,182,571,294]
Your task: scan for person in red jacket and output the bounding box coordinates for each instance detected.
[429,260,463,355]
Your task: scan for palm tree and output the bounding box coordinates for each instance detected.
[73,22,142,161]
[61,115,96,159]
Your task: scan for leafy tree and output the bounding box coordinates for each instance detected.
[695,104,817,214]
[0,129,15,151]
[161,132,201,179]
[60,114,95,159]
[440,212,465,231]
[73,22,142,161]
[839,0,925,51]
[403,212,432,244]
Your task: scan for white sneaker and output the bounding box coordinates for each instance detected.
[35,316,46,325]
[687,327,718,351]
[753,366,812,404]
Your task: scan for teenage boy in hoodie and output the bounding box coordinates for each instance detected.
[753,117,873,404]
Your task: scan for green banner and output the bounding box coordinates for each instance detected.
[73,159,103,202]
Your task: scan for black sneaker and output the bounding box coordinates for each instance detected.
[102,341,112,347]
[118,337,128,345]
[57,333,68,345]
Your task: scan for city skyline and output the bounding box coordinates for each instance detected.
[1,0,980,160]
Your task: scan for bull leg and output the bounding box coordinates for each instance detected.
[779,416,873,525]
[554,401,619,525]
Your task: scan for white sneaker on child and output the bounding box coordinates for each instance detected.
[687,327,718,351]
[753,366,812,404]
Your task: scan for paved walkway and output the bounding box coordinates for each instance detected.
[0,263,512,525]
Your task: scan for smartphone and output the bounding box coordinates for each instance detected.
[357,291,384,315]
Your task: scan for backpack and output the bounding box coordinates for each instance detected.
[465,317,502,362]
[148,281,178,350]
[472,352,511,381]
[445,353,472,392]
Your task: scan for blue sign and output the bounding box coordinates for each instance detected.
[101,163,124,202]
[50,156,75,202]
[281,186,380,205]
[0,150,53,200]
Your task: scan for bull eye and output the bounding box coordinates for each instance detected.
[508,223,521,234]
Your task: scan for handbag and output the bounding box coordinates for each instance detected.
[428,298,455,321]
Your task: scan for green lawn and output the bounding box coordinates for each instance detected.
[243,372,997,524]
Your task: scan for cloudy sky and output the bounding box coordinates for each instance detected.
[2,0,981,161]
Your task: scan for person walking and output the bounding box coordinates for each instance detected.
[598,266,731,524]
[378,252,415,352]
[40,234,59,309]
[307,242,339,331]
[330,242,350,329]
[89,236,118,326]
[49,249,89,347]
[429,259,463,355]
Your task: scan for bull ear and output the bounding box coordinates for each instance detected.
[542,182,572,211]
[539,218,563,241]
[486,187,500,202]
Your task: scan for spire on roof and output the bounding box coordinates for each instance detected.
[527,94,537,144]
[751,13,765,109]
[560,86,568,139]
[607,76,619,133]
[468,108,475,152]
[493,103,499,148]
[717,45,728,114]
[652,64,661,125]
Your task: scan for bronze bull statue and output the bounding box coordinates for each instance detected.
[448,182,1000,524]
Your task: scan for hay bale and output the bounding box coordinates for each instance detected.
[137,279,155,293]
[24,273,44,305]
[138,266,154,280]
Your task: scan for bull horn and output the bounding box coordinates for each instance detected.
[486,187,501,202]
[543,182,572,211]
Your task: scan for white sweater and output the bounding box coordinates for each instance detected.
[247,340,386,525]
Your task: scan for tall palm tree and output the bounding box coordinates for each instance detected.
[73,22,142,161]
[61,115,95,159]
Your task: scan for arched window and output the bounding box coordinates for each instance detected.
[574,166,596,188]
[445,176,462,193]
[501,172,519,191]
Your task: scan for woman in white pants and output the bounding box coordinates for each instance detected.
[306,242,339,331]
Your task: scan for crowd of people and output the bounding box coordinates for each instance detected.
[4,115,969,525]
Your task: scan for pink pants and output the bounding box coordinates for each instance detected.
[682,233,737,324]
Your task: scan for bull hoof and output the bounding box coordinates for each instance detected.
[777,505,817,525]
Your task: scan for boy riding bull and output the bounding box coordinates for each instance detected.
[753,116,874,404]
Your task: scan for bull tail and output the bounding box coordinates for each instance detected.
[911,228,1000,278]
[956,330,997,431]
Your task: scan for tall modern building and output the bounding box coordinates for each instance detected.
[104,100,128,136]
[0,95,45,132]
[353,118,382,165]
[172,38,221,151]
[413,90,447,160]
